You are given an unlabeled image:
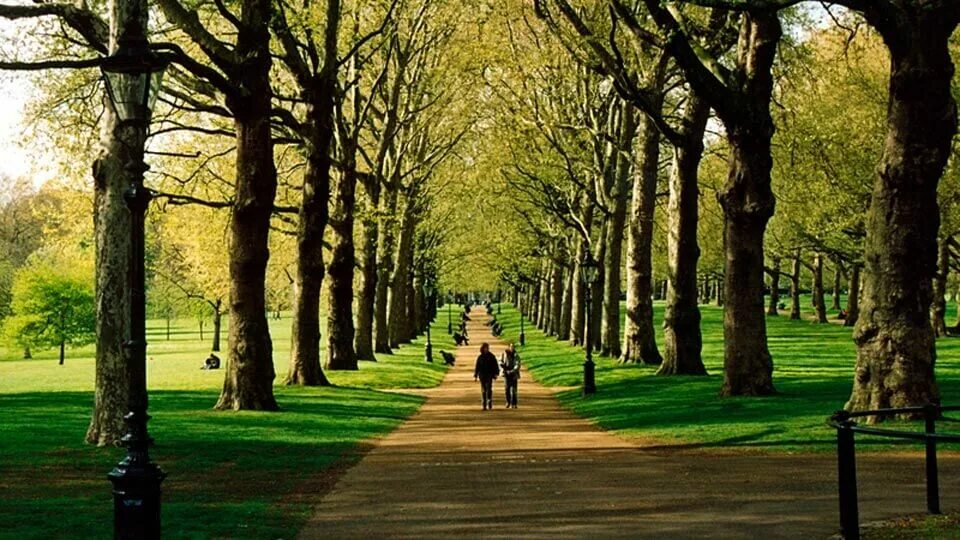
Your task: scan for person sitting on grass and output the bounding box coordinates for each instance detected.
[202,353,220,370]
[474,343,500,411]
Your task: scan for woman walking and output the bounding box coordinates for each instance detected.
[500,343,521,408]
[474,343,499,410]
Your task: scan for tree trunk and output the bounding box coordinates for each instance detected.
[286,73,336,383]
[832,262,843,312]
[211,300,222,352]
[931,236,950,338]
[659,93,709,375]
[590,222,607,352]
[326,160,358,369]
[86,2,144,444]
[22,346,31,359]
[812,253,828,324]
[621,113,663,365]
[387,193,415,348]
[845,265,861,328]
[570,239,587,346]
[373,184,398,354]
[59,340,65,365]
[166,316,170,340]
[559,262,573,341]
[790,250,802,321]
[355,183,379,361]
[846,14,956,415]
[767,257,781,316]
[215,0,279,410]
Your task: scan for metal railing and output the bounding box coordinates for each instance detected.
[827,404,960,539]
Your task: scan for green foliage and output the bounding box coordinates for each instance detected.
[3,255,94,359]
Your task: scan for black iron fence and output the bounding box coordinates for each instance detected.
[827,404,960,540]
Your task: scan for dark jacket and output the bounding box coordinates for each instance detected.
[474,351,500,381]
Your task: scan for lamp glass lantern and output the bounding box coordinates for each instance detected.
[101,50,168,124]
[580,256,599,285]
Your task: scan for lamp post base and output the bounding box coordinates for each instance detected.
[424,343,433,363]
[583,359,596,395]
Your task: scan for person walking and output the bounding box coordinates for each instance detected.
[474,343,499,411]
[500,343,521,408]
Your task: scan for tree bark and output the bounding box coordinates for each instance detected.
[812,253,828,324]
[86,0,143,444]
[215,0,279,410]
[570,238,587,346]
[326,165,358,370]
[846,11,956,415]
[354,182,379,361]
[716,14,780,397]
[59,339,65,365]
[373,184,398,354]
[286,75,337,383]
[621,113,663,365]
[767,257,781,316]
[845,265,861,328]
[931,236,950,338]
[659,93,709,376]
[590,222,607,352]
[387,192,416,348]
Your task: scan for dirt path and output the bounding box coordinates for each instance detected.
[298,310,958,539]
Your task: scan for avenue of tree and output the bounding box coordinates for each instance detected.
[0,0,957,446]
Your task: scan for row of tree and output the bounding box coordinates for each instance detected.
[0,0,482,445]
[488,0,960,416]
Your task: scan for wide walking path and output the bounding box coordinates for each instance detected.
[299,310,958,539]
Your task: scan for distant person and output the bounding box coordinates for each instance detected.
[440,350,456,366]
[474,343,500,411]
[202,353,220,370]
[500,343,521,408]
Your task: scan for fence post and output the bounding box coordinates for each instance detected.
[833,411,860,540]
[924,403,941,515]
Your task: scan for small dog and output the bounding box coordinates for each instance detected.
[454,332,470,346]
[440,350,456,366]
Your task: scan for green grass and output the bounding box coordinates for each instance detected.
[864,514,960,539]
[0,314,453,539]
[496,298,960,453]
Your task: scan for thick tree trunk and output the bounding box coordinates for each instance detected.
[659,94,709,375]
[59,340,65,366]
[845,265,861,328]
[767,257,781,316]
[570,240,587,346]
[354,183,379,361]
[931,236,950,338]
[86,0,144,444]
[327,162,358,369]
[559,262,573,341]
[590,223,607,352]
[790,250,802,321]
[287,84,336,383]
[847,16,955,415]
[812,253,828,324]
[717,15,780,397]
[216,0,279,410]
[373,185,398,354]
[600,206,626,356]
[621,114,663,365]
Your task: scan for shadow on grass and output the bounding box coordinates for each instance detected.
[0,387,422,539]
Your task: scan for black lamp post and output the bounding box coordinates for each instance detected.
[447,290,453,334]
[580,254,599,396]
[497,288,502,314]
[519,308,526,347]
[423,281,435,363]
[102,42,168,540]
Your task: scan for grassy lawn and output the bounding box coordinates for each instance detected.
[0,314,453,539]
[864,514,960,539]
[496,299,960,453]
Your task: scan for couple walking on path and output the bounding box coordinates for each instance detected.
[474,342,521,410]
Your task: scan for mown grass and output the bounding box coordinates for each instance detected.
[495,299,960,453]
[0,314,452,539]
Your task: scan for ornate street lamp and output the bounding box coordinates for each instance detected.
[447,290,453,334]
[102,42,168,540]
[423,281,435,363]
[580,254,600,396]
